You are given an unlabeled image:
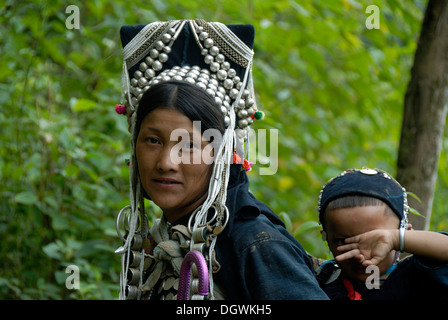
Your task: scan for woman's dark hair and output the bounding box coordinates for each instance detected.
[135,81,225,136]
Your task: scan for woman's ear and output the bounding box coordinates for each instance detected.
[320,229,327,242]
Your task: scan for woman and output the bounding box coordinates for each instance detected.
[115,19,327,300]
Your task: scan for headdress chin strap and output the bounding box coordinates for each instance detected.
[115,20,260,300]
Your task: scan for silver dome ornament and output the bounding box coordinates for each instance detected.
[139,62,148,72]
[204,38,213,48]
[155,40,164,51]
[215,54,225,64]
[150,48,159,59]
[162,33,172,44]
[144,68,155,79]
[158,53,169,63]
[152,60,163,71]
[134,70,143,80]
[163,46,171,54]
[204,55,214,65]
[220,106,228,115]
[209,46,219,56]
[145,56,154,66]
[217,69,227,81]
[229,88,239,99]
[238,109,248,118]
[227,68,236,78]
[199,31,208,41]
[223,78,234,90]
[210,62,220,72]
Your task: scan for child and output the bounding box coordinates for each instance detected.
[316,168,448,300]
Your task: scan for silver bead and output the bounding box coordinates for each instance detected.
[215,96,223,106]
[201,48,208,56]
[173,75,183,81]
[199,32,208,41]
[145,56,154,66]
[131,97,138,106]
[217,69,227,80]
[209,78,219,87]
[224,116,230,126]
[162,33,172,44]
[229,88,239,99]
[196,26,204,33]
[168,27,176,36]
[238,109,248,118]
[163,46,171,54]
[242,89,250,99]
[204,38,213,48]
[133,86,142,96]
[185,77,195,84]
[227,68,236,78]
[134,70,143,79]
[233,76,241,84]
[209,46,219,56]
[158,53,168,63]
[207,84,217,92]
[210,62,220,72]
[150,48,159,59]
[238,119,248,128]
[145,68,155,79]
[221,61,230,70]
[223,78,234,89]
[138,77,148,87]
[155,40,164,51]
[215,54,225,63]
[220,106,228,114]
[152,60,163,71]
[238,99,246,109]
[206,88,215,97]
[131,78,138,87]
[204,55,214,65]
[246,98,255,107]
[236,82,243,90]
[139,62,148,72]
[196,82,206,90]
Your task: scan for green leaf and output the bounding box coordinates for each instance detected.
[293,220,322,238]
[409,207,424,218]
[407,191,422,203]
[71,98,98,112]
[13,192,38,205]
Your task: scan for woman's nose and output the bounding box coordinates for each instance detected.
[156,145,180,172]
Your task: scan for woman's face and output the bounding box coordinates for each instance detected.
[136,108,213,223]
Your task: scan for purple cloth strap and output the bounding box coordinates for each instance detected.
[177,250,209,300]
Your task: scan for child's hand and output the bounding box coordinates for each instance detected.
[335,229,398,266]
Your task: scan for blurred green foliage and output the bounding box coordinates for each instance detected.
[1,0,446,300]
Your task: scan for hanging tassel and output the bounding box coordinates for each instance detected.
[342,278,362,300]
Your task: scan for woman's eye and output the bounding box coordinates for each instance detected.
[182,141,198,150]
[145,137,160,144]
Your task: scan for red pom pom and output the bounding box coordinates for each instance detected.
[233,152,242,164]
[115,104,126,115]
[242,159,253,171]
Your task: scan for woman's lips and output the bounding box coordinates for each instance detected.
[152,178,182,189]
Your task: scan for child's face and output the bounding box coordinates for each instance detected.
[325,205,399,283]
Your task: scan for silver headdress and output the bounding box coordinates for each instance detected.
[115,19,261,300]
